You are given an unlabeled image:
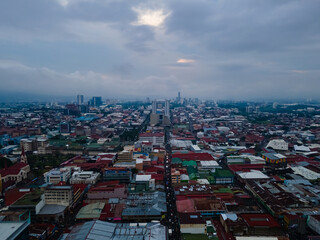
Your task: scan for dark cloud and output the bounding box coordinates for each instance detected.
[0,0,319,100]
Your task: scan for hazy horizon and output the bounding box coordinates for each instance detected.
[1,0,320,100]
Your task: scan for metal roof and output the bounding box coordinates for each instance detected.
[66,220,167,240]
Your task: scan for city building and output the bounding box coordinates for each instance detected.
[150,100,170,125]
[139,133,164,147]
[59,122,71,134]
[76,95,84,105]
[44,186,73,207]
[20,139,37,152]
[103,167,132,184]
[69,171,100,184]
[44,168,71,184]
[65,220,167,240]
[89,96,102,107]
[0,220,30,240]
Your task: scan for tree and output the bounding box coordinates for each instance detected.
[0,157,13,169]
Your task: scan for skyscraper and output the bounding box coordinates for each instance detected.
[152,101,157,113]
[150,100,170,126]
[77,95,84,105]
[165,100,170,119]
[89,96,103,107]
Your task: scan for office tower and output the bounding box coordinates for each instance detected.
[165,100,170,119]
[77,95,84,105]
[152,101,157,113]
[177,92,181,102]
[150,100,170,126]
[89,96,103,107]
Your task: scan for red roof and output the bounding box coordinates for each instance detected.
[0,162,28,177]
[151,174,164,181]
[99,203,113,220]
[145,166,164,174]
[285,155,310,163]
[5,188,30,206]
[172,152,215,161]
[241,213,280,228]
[139,133,164,137]
[228,164,265,173]
[239,149,256,155]
[176,199,196,213]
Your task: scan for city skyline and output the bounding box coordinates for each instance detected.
[0,0,320,101]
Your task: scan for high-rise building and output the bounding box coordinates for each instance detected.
[89,96,103,107]
[150,100,170,126]
[177,92,181,102]
[165,100,170,119]
[77,95,84,105]
[152,101,157,113]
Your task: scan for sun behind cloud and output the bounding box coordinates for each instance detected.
[132,7,170,27]
[177,59,195,64]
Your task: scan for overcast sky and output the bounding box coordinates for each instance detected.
[0,0,319,101]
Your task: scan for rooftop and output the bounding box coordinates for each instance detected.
[0,221,30,240]
[12,189,44,206]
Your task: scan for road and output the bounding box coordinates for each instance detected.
[164,126,181,240]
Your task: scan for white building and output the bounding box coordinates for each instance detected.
[139,133,164,147]
[44,168,71,184]
[266,139,288,151]
[70,171,100,184]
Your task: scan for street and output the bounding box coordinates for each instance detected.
[164,127,181,240]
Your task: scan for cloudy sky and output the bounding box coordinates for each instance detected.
[0,0,319,101]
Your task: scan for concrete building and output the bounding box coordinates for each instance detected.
[117,150,133,162]
[0,220,30,240]
[122,191,167,221]
[77,94,84,105]
[59,122,71,134]
[69,171,100,184]
[65,220,167,240]
[89,96,102,107]
[0,162,30,189]
[171,168,181,184]
[44,168,71,184]
[20,139,37,152]
[139,133,164,147]
[44,186,73,207]
[150,100,170,125]
[103,168,132,184]
[179,213,206,234]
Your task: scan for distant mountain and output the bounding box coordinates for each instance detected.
[0,91,74,103]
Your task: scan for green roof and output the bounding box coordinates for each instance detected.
[13,189,44,206]
[189,173,198,180]
[187,166,198,175]
[207,226,216,233]
[172,158,182,164]
[214,187,233,193]
[174,125,188,129]
[206,176,215,184]
[76,202,105,219]
[212,169,234,178]
[86,143,103,149]
[182,160,197,167]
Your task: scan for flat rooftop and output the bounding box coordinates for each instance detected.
[12,189,44,206]
[0,221,30,239]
